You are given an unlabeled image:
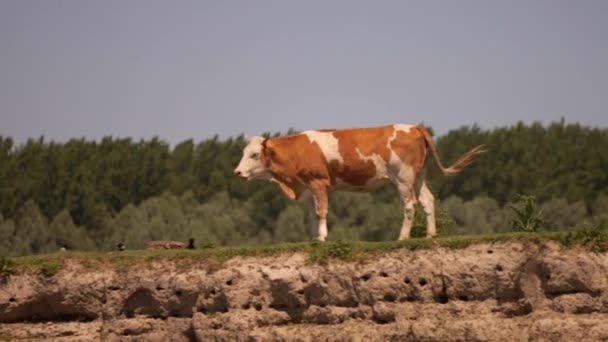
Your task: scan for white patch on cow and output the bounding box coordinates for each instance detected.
[386,125,416,183]
[234,136,270,180]
[317,218,328,241]
[354,148,391,190]
[418,182,436,237]
[382,123,426,239]
[303,130,343,164]
[393,124,413,134]
[386,144,415,185]
[388,124,414,144]
[386,123,415,168]
[387,132,401,167]
[393,163,415,184]
[356,149,388,178]
[387,160,417,240]
[309,191,327,241]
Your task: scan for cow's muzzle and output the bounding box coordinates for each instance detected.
[234,170,246,178]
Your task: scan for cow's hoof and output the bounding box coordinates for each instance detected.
[317,236,327,242]
[398,237,410,241]
[427,234,437,239]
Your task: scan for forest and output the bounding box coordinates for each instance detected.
[1,120,607,256]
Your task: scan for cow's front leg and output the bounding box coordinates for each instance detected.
[418,181,437,238]
[310,184,329,242]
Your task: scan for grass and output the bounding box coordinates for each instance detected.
[4,230,606,275]
[0,256,15,277]
[559,223,608,253]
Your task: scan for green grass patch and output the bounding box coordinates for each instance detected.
[309,240,354,264]
[0,256,15,277]
[558,223,608,253]
[6,230,607,275]
[40,262,62,277]
[13,253,67,277]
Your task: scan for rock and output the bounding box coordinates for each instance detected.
[495,298,533,317]
[551,293,597,314]
[372,302,395,324]
[302,305,350,324]
[254,308,291,326]
[599,292,608,313]
[529,317,608,342]
[539,253,606,297]
[101,318,192,342]
[0,321,102,341]
[0,272,104,323]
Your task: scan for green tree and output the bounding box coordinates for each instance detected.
[168,139,196,195]
[48,210,95,251]
[275,202,309,242]
[186,192,261,245]
[108,203,147,250]
[444,195,511,234]
[13,200,52,255]
[541,198,588,231]
[0,214,16,256]
[464,196,510,234]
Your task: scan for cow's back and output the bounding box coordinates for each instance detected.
[312,124,425,190]
[267,124,426,192]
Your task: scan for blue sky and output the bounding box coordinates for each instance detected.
[1,0,607,145]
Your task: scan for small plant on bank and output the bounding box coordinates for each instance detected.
[561,220,608,253]
[509,194,545,232]
[40,262,62,277]
[0,256,15,277]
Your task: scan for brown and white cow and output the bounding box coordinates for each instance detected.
[234,124,485,241]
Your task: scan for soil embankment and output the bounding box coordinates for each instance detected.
[1,241,607,341]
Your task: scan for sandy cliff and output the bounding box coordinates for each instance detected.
[1,241,607,341]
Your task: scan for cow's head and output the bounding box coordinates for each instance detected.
[234,136,269,180]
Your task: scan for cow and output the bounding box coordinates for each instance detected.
[234,124,485,241]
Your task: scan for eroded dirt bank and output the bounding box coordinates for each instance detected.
[1,241,607,341]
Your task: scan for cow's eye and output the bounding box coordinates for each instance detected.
[250,153,259,159]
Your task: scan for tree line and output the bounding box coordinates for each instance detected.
[0,120,607,256]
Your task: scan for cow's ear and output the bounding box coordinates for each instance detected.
[262,142,277,168]
[262,138,274,157]
[268,147,276,159]
[245,135,263,143]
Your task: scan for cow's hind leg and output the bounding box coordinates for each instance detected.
[396,183,417,240]
[418,181,437,238]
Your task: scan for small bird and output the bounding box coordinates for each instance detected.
[117,242,125,251]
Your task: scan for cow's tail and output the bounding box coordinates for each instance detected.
[416,126,486,176]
